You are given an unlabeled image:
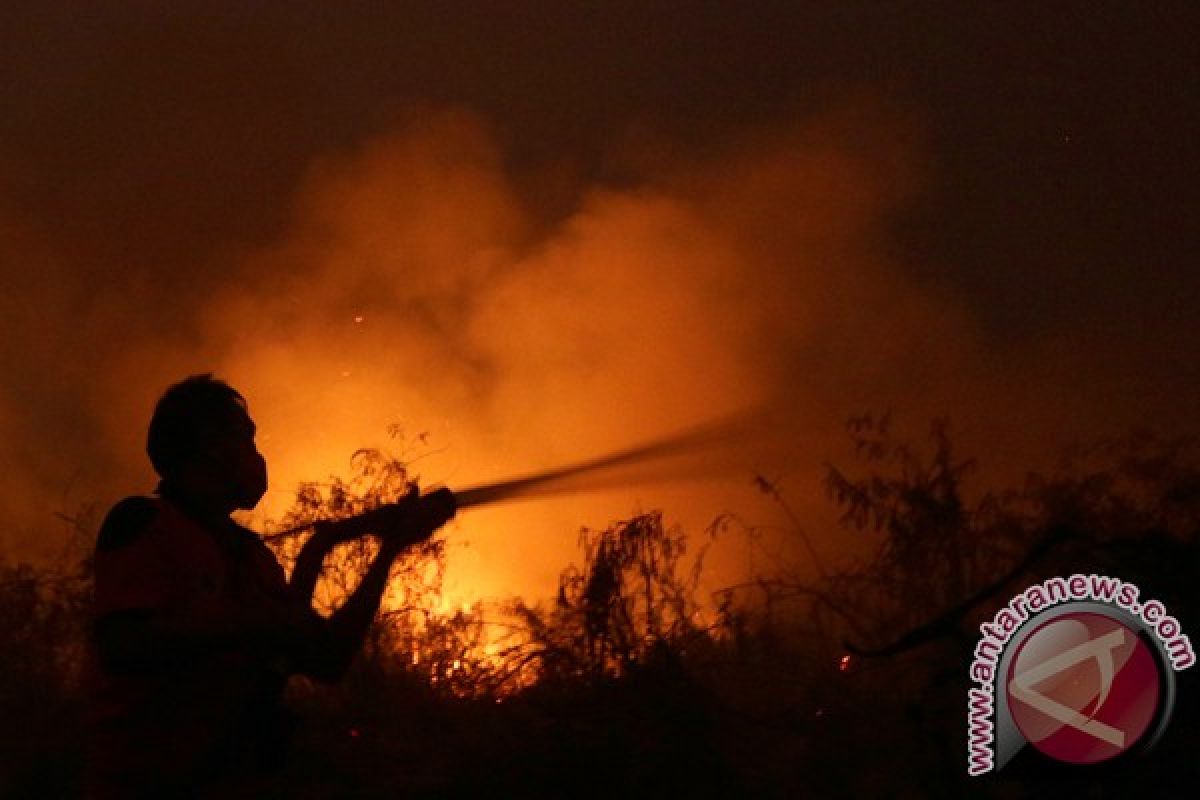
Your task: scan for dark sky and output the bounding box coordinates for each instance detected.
[2,2,1198,581]
[6,2,1195,327]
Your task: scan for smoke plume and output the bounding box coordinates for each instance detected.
[1,102,1190,604]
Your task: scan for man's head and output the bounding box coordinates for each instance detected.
[147,374,267,511]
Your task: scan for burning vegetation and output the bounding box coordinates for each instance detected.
[1,418,1198,797]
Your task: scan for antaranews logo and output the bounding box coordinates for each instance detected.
[966,574,1194,775]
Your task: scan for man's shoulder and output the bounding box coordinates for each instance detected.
[96,496,163,552]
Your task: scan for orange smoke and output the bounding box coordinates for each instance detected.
[175,107,928,606]
[2,103,1184,609]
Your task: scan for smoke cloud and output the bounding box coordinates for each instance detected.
[1,99,1192,604]
[184,105,951,601]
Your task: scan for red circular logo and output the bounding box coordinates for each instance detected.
[1006,612,1161,764]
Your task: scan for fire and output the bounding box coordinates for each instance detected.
[207,107,940,665]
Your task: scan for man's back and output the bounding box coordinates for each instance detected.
[87,490,292,796]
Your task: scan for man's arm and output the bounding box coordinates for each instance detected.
[93,491,455,680]
[283,488,456,682]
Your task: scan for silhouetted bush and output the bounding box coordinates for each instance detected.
[2,419,1197,797]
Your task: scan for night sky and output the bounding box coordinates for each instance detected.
[2,3,1197,602]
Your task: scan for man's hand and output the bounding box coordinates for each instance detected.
[382,487,457,548]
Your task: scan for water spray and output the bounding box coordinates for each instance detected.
[263,409,763,543]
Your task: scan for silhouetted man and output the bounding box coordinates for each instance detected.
[86,374,455,798]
